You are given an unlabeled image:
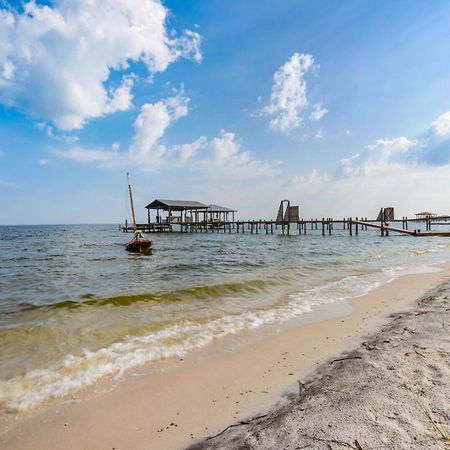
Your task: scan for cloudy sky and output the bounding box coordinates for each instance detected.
[1,0,450,225]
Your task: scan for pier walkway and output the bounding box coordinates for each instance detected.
[121,216,450,238]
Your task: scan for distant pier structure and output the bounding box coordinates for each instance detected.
[120,199,450,238]
[376,207,394,221]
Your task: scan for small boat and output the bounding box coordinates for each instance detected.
[126,173,153,253]
[126,231,152,252]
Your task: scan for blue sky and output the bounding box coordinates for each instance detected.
[0,0,449,224]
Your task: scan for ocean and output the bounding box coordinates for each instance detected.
[1,223,450,412]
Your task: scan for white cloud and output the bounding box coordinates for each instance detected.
[0,0,201,130]
[338,137,417,177]
[431,111,450,136]
[129,91,189,163]
[309,103,328,122]
[57,145,119,164]
[56,92,278,179]
[171,137,208,164]
[197,130,280,179]
[36,122,79,143]
[51,107,450,220]
[260,53,324,133]
[38,159,49,165]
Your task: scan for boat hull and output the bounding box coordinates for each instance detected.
[126,238,153,253]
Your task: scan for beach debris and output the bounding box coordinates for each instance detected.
[297,381,305,397]
[362,342,376,351]
[330,355,362,365]
[206,414,268,440]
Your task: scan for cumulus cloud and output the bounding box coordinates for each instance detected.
[35,122,78,143]
[309,103,328,122]
[431,111,450,136]
[260,53,314,132]
[54,106,450,218]
[338,137,417,177]
[260,53,326,133]
[0,0,201,130]
[197,130,279,179]
[129,91,189,163]
[57,92,278,179]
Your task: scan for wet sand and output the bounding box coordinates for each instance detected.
[1,263,449,450]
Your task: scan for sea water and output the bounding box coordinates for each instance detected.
[1,223,450,411]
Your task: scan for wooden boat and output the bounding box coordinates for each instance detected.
[126,231,152,252]
[126,173,153,253]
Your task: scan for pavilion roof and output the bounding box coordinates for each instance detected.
[145,199,208,210]
[207,204,237,213]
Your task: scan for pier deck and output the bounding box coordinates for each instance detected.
[121,216,450,237]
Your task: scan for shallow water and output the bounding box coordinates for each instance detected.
[1,223,450,411]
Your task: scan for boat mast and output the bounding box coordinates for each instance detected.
[127,172,138,233]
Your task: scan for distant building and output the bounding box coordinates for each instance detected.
[415,211,438,219]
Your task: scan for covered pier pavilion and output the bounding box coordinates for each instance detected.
[143,199,237,232]
[145,199,208,230]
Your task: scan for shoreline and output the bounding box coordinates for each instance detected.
[1,263,450,449]
[192,273,450,449]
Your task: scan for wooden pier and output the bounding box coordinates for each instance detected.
[121,217,450,237]
[121,201,450,238]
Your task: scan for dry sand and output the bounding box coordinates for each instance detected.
[192,278,450,450]
[1,264,450,450]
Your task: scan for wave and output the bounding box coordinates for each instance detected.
[0,269,396,412]
[15,279,275,312]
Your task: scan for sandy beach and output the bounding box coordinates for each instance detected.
[193,274,450,450]
[1,263,449,450]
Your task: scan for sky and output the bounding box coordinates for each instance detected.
[0,0,450,225]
